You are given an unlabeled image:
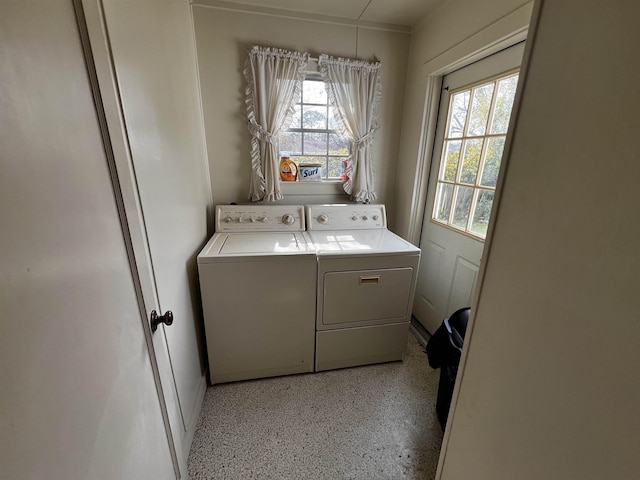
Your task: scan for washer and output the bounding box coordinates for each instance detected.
[197,205,316,384]
[305,204,421,372]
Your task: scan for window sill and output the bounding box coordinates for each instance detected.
[281,181,345,196]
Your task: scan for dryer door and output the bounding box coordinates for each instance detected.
[322,267,414,326]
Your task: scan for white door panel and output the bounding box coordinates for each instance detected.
[100,0,211,451]
[0,1,174,478]
[414,43,524,334]
[82,0,212,468]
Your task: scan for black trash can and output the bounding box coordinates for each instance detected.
[426,307,470,430]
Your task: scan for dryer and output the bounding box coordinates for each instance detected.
[197,205,316,384]
[305,204,421,372]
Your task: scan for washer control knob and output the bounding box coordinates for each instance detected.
[282,214,295,225]
[237,216,245,223]
[373,215,379,221]
[351,215,359,221]
[249,217,255,223]
[317,213,329,224]
[258,216,268,223]
[362,215,369,221]
[223,216,233,223]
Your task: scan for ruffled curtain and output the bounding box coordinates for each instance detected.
[319,54,382,203]
[244,46,308,202]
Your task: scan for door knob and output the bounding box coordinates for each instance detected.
[150,310,173,332]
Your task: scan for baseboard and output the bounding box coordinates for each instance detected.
[182,373,208,462]
[410,316,431,348]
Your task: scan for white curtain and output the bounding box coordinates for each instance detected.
[319,54,382,203]
[244,46,308,202]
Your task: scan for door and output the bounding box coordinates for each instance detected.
[80,0,212,469]
[0,1,175,478]
[413,43,524,333]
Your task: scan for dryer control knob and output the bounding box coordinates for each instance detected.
[223,216,233,223]
[282,214,295,225]
[351,215,359,221]
[373,215,379,221]
[258,216,268,223]
[362,215,369,221]
[317,213,329,224]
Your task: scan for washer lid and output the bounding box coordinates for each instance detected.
[198,232,314,262]
[220,233,310,254]
[307,229,420,255]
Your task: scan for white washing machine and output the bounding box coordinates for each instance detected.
[197,205,316,384]
[305,204,421,372]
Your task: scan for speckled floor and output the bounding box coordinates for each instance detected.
[188,333,443,479]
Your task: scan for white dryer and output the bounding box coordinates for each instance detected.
[197,205,316,384]
[305,204,421,372]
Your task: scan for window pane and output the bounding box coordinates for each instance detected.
[480,137,505,187]
[303,132,327,155]
[279,132,301,155]
[467,83,495,136]
[303,80,327,104]
[452,186,473,229]
[327,158,344,179]
[434,183,454,223]
[447,91,470,138]
[328,133,349,155]
[471,189,494,237]
[328,107,341,130]
[289,105,301,129]
[460,139,483,185]
[490,75,518,134]
[302,106,327,129]
[440,140,462,181]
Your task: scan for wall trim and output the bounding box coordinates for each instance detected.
[406,1,533,246]
[192,0,411,33]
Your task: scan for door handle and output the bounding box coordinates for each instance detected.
[359,275,381,285]
[150,310,174,332]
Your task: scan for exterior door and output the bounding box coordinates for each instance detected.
[81,0,212,470]
[413,43,524,333]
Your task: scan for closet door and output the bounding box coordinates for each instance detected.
[0,1,176,478]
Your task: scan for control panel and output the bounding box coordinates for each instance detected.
[215,205,306,232]
[305,204,387,230]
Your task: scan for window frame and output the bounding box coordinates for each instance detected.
[279,75,350,181]
[431,69,520,240]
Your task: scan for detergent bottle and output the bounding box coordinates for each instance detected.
[279,153,298,181]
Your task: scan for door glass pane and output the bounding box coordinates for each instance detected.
[479,137,505,187]
[467,83,495,136]
[460,139,483,185]
[490,74,518,134]
[452,186,473,229]
[434,183,454,223]
[447,91,470,138]
[471,189,495,236]
[440,140,462,181]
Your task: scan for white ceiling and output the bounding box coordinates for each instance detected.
[214,0,446,28]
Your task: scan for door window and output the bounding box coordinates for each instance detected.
[432,72,519,239]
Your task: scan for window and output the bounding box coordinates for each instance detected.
[432,71,519,239]
[279,78,350,180]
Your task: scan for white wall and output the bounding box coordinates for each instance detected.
[192,4,410,221]
[393,0,532,239]
[440,1,640,478]
[0,2,174,478]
